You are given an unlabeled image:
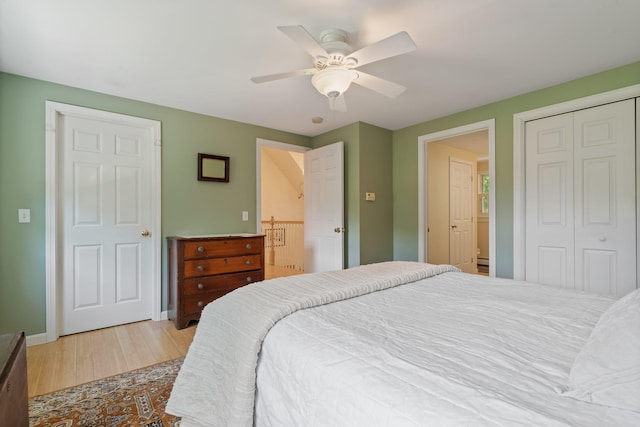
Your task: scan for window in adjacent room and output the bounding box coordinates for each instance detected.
[478,172,489,215]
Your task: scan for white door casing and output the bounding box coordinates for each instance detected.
[304,141,345,273]
[46,102,161,342]
[449,157,475,273]
[418,119,496,277]
[255,138,310,257]
[524,99,636,296]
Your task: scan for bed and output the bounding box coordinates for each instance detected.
[166,261,640,426]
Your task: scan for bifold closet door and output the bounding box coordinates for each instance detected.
[573,100,636,295]
[525,112,575,289]
[525,99,636,296]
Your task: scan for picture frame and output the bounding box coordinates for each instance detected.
[198,153,229,182]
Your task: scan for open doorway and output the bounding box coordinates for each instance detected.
[256,139,308,279]
[418,120,495,277]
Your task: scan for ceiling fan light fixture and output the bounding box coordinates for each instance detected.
[311,67,358,98]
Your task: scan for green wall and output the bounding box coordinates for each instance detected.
[358,123,393,264]
[392,61,640,278]
[0,72,310,336]
[3,60,639,337]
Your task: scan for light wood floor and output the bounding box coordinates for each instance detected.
[26,267,301,398]
[26,320,196,397]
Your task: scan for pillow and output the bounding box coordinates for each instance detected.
[564,288,640,412]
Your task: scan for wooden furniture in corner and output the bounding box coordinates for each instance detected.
[168,234,265,329]
[0,332,28,427]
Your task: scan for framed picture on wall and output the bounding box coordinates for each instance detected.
[198,153,229,182]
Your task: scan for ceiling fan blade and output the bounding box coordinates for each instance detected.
[251,68,317,84]
[328,94,347,112]
[352,71,406,98]
[347,31,416,68]
[277,25,328,60]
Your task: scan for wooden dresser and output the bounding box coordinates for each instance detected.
[168,234,265,329]
[0,332,28,427]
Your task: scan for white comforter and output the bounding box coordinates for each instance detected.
[166,261,459,426]
[254,271,640,426]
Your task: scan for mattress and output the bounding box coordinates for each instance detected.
[254,272,639,426]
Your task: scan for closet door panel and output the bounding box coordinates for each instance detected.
[525,113,574,287]
[574,99,636,296]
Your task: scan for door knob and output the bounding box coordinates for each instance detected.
[451,225,458,229]
[141,229,150,237]
[334,227,344,233]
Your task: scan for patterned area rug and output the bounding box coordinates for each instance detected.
[29,358,183,427]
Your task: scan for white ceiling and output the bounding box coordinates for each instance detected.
[1,0,639,137]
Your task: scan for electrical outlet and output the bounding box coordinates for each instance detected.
[18,209,30,223]
[242,211,249,221]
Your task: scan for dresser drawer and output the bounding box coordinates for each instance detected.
[184,255,262,277]
[183,271,262,296]
[183,238,262,259]
[183,292,232,316]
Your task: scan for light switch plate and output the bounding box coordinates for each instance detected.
[18,208,31,223]
[365,192,376,201]
[242,211,249,221]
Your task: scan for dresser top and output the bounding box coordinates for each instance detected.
[168,233,264,240]
[0,332,23,380]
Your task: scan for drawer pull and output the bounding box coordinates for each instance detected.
[197,283,204,290]
[246,243,252,249]
[197,246,205,253]
[224,258,228,264]
[246,260,253,265]
[246,276,253,283]
[197,301,204,308]
[196,265,204,272]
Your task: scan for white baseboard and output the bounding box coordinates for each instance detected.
[26,333,47,347]
[27,313,170,347]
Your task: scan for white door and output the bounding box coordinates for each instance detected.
[449,157,475,273]
[525,112,575,288]
[60,114,155,335]
[304,141,344,272]
[573,100,636,295]
[525,99,636,296]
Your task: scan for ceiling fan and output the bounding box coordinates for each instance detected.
[250,25,416,112]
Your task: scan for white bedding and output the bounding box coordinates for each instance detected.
[166,261,458,426]
[255,272,640,426]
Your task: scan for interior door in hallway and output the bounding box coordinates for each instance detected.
[304,141,344,273]
[60,114,155,335]
[449,157,475,273]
